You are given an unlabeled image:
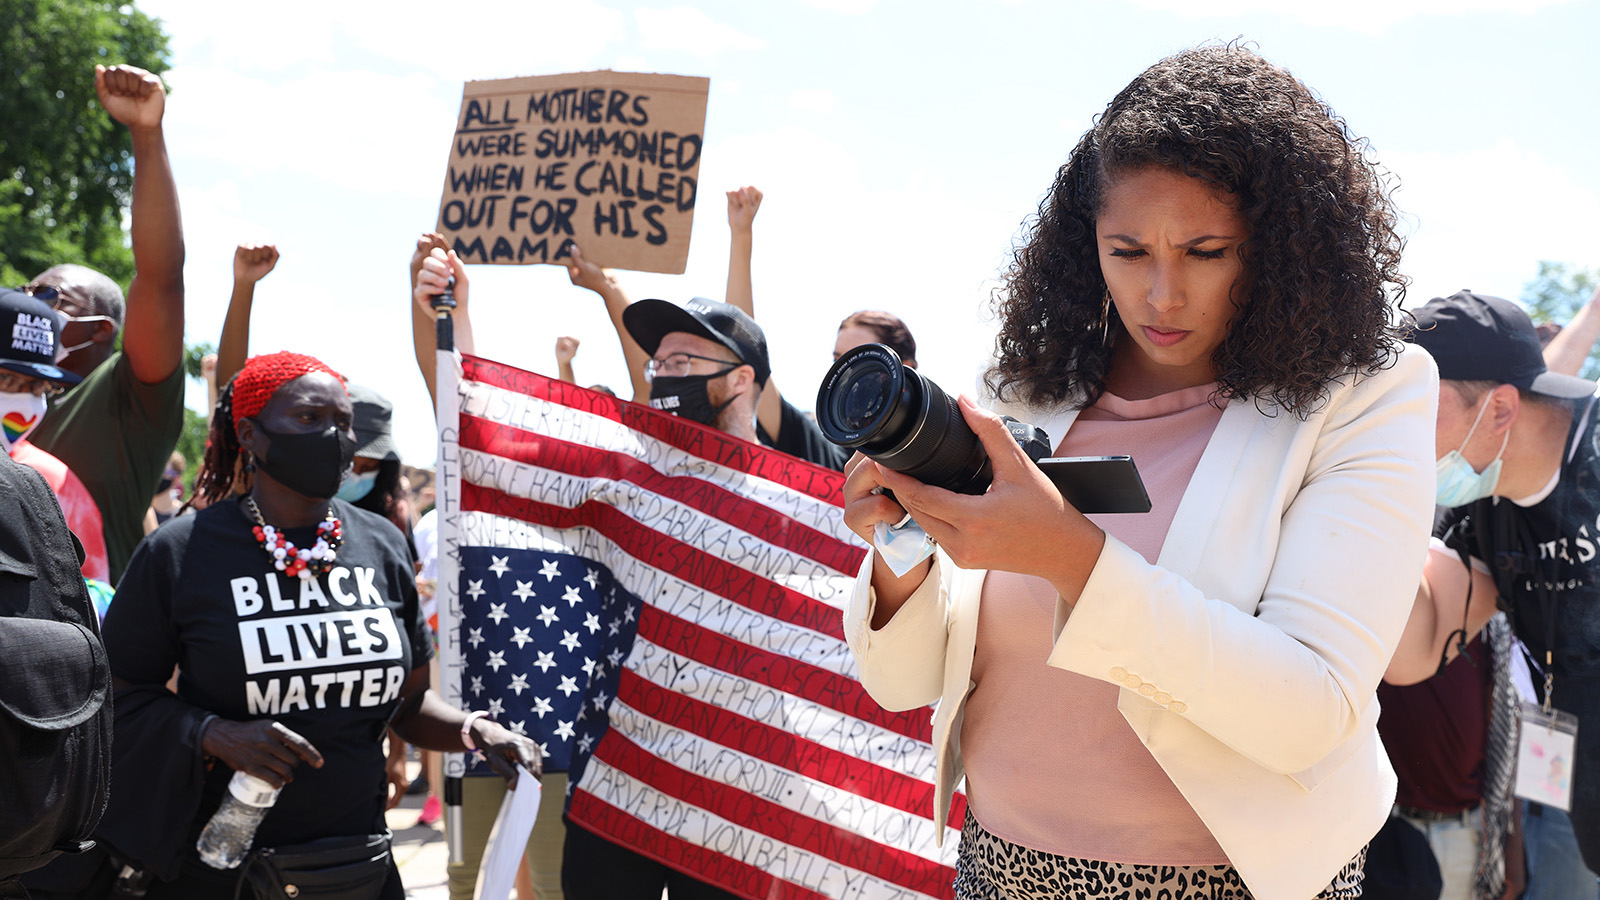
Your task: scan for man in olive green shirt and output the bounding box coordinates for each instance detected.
[26,64,186,583]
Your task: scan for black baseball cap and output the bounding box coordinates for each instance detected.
[348,385,400,461]
[0,288,81,385]
[623,297,771,387]
[1409,290,1594,400]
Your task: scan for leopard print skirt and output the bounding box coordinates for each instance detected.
[952,810,1366,900]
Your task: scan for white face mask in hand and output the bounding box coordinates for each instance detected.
[873,512,937,577]
[0,391,47,455]
[1435,393,1509,508]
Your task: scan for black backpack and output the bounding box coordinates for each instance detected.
[0,452,112,883]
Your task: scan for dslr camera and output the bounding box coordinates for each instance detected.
[816,343,1050,494]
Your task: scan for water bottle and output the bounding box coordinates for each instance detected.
[196,771,280,869]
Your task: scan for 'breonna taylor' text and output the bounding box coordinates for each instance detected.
[231,566,407,716]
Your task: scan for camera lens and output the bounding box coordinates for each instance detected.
[816,344,993,495]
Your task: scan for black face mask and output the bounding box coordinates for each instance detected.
[252,422,357,500]
[649,372,737,427]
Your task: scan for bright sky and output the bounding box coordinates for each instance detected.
[138,0,1600,465]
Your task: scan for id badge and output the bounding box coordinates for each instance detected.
[1515,702,1579,811]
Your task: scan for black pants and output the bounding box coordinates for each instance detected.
[561,818,742,900]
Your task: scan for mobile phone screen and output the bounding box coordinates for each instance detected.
[1035,456,1151,514]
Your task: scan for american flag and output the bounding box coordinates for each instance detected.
[435,353,964,900]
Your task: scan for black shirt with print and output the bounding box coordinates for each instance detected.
[103,497,432,848]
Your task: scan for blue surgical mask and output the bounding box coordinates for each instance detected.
[1435,394,1510,508]
[335,469,378,502]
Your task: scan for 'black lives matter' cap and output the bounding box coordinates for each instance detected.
[1408,290,1595,400]
[0,288,81,385]
[623,297,772,387]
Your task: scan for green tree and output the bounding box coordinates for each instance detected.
[1523,261,1600,381]
[0,0,171,287]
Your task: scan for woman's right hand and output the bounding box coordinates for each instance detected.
[843,457,932,620]
[202,719,324,788]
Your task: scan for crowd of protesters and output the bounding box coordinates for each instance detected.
[8,43,1600,900]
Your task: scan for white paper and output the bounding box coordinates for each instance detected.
[1515,706,1577,811]
[473,776,543,899]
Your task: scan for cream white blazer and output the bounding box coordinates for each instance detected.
[844,344,1439,900]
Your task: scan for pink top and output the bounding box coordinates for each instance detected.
[961,383,1226,863]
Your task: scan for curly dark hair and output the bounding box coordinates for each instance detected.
[988,43,1408,415]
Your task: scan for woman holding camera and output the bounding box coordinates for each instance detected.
[842,45,1437,900]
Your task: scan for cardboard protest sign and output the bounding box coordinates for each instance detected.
[436,71,710,275]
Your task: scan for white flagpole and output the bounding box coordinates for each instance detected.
[431,281,468,865]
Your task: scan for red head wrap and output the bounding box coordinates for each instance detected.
[230,351,346,429]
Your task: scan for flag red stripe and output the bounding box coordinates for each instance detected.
[459,414,864,576]
[614,666,967,833]
[567,792,835,900]
[586,729,957,898]
[633,604,930,742]
[461,354,845,505]
[461,481,851,642]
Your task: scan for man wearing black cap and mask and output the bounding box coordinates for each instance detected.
[1389,290,1600,897]
[622,297,770,445]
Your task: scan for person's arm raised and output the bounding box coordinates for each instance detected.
[99,64,185,384]
[411,237,475,407]
[1543,281,1600,377]
[555,336,580,384]
[724,187,783,439]
[215,244,278,391]
[566,242,649,402]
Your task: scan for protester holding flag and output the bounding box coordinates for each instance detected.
[843,45,1437,900]
[85,351,539,898]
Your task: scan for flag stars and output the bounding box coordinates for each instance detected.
[582,656,596,676]
[468,627,485,649]
[562,584,584,607]
[608,617,622,636]
[466,579,486,601]
[583,568,600,590]
[533,651,556,673]
[536,605,560,627]
[486,650,507,672]
[535,741,549,759]
[554,720,576,741]
[510,627,532,649]
[489,555,511,578]
[560,631,581,652]
[509,720,527,736]
[469,676,484,697]
[557,675,579,697]
[509,673,530,695]
[583,612,601,634]
[488,603,509,626]
[532,696,554,718]
[607,649,625,667]
[592,690,611,711]
[538,559,561,582]
[578,733,595,754]
[512,580,537,603]
[624,603,638,623]
[488,697,506,717]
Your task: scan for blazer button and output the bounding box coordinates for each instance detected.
[1123,674,1142,689]
[1110,667,1128,681]
[1169,701,1188,714]
[1138,683,1157,697]
[1154,692,1172,705]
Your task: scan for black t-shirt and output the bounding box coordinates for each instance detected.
[1437,396,1600,864]
[757,396,850,472]
[102,497,431,847]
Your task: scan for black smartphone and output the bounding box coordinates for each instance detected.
[1036,456,1151,514]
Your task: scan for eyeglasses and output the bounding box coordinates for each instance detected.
[17,284,63,305]
[0,371,64,398]
[643,352,740,383]
[18,284,98,320]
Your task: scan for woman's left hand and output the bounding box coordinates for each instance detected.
[469,718,543,789]
[874,396,1106,598]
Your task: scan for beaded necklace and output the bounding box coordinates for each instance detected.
[245,495,343,580]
